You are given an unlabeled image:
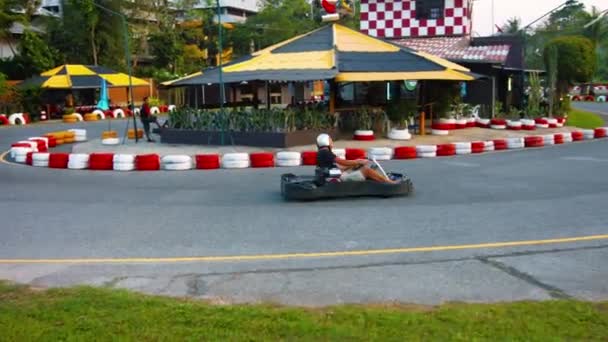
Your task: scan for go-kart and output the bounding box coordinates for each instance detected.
[281,158,413,201]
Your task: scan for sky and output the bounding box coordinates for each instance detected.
[472,0,607,36]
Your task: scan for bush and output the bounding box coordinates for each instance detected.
[386,99,417,129]
[544,36,596,96]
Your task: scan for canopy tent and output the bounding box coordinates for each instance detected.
[20,64,149,89]
[164,23,478,87]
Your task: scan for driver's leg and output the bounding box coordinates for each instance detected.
[361,166,395,183]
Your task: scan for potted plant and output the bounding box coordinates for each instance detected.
[490,101,507,129]
[353,106,375,140]
[386,99,415,140]
[506,106,522,130]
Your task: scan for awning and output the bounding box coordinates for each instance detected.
[20,64,149,89]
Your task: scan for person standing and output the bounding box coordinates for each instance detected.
[140,97,162,142]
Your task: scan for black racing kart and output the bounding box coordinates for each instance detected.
[281,159,413,201]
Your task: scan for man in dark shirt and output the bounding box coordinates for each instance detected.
[316,134,395,183]
[140,97,162,142]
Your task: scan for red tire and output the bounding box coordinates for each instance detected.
[89,153,115,170]
[471,141,485,153]
[23,113,31,124]
[572,96,581,102]
[135,154,160,171]
[522,125,536,130]
[249,152,275,168]
[393,146,417,159]
[48,153,69,169]
[436,144,456,157]
[524,136,544,148]
[47,136,57,148]
[0,116,8,125]
[594,128,607,138]
[549,124,557,128]
[571,131,584,141]
[104,110,114,119]
[301,151,318,166]
[432,123,452,131]
[585,95,595,102]
[556,117,566,124]
[455,123,466,129]
[554,134,564,144]
[345,148,366,160]
[353,134,375,141]
[466,121,476,128]
[534,118,548,124]
[195,154,220,169]
[11,143,31,148]
[490,118,507,125]
[124,108,133,117]
[26,152,33,166]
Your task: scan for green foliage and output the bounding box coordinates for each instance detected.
[507,106,522,120]
[149,30,183,71]
[527,71,542,118]
[169,107,336,132]
[353,106,374,130]
[494,101,505,118]
[14,30,57,77]
[18,85,42,119]
[544,36,596,95]
[147,96,163,106]
[386,99,417,128]
[0,72,7,96]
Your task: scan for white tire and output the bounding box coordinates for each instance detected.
[276,159,302,167]
[222,160,250,169]
[388,128,411,140]
[69,153,90,163]
[491,124,506,130]
[418,151,436,158]
[333,148,346,159]
[454,142,471,149]
[28,137,49,147]
[439,118,456,125]
[68,129,87,136]
[150,106,160,115]
[276,151,301,161]
[416,145,437,153]
[476,118,490,125]
[8,113,25,125]
[14,155,27,163]
[32,160,49,167]
[536,124,549,129]
[168,105,176,112]
[113,154,135,163]
[507,137,524,149]
[17,141,38,150]
[161,155,192,164]
[113,109,125,119]
[68,161,88,170]
[562,134,573,143]
[113,162,135,171]
[507,121,522,128]
[134,107,141,116]
[222,153,249,162]
[75,136,87,142]
[32,152,50,162]
[597,95,607,102]
[10,147,32,158]
[431,129,449,136]
[456,119,467,126]
[368,147,393,156]
[164,162,192,171]
[467,117,476,124]
[456,148,472,155]
[546,118,558,125]
[72,113,84,121]
[484,141,495,152]
[543,135,555,145]
[92,109,105,120]
[354,130,374,136]
[102,138,120,145]
[583,130,595,140]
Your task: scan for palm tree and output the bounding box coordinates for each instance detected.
[583,6,608,47]
[500,17,522,34]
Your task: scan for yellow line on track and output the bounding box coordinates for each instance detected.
[0,150,14,165]
[0,234,607,264]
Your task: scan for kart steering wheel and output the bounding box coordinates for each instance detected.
[371,157,389,179]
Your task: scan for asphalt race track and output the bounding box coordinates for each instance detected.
[1,121,607,306]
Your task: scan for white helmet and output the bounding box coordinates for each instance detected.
[316,133,331,147]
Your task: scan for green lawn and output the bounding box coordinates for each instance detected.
[567,109,605,129]
[1,282,607,340]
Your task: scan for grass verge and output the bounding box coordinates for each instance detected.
[567,109,605,129]
[1,281,607,340]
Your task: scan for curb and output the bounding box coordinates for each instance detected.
[5,127,608,172]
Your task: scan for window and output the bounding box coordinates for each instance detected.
[415,0,445,20]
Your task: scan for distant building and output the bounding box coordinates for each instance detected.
[0,5,57,59]
[189,0,258,23]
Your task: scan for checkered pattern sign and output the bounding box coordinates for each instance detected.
[360,0,472,39]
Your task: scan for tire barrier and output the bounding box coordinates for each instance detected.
[11,147,32,162]
[333,148,346,160]
[393,146,417,159]
[524,136,544,148]
[596,128,608,139]
[353,130,375,141]
[416,145,437,158]
[249,152,275,168]
[28,137,48,151]
[490,118,507,130]
[276,151,302,167]
[168,105,177,112]
[301,151,318,165]
[432,123,452,131]
[582,129,595,140]
[26,151,33,165]
[113,154,136,172]
[521,119,536,130]
[84,113,99,121]
[128,129,144,140]
[162,155,193,171]
[150,106,160,115]
[484,141,495,152]
[554,133,565,144]
[438,118,456,130]
[507,120,522,130]
[542,134,555,146]
[466,117,476,128]
[368,147,393,160]
[454,142,472,155]
[48,153,69,169]
[507,137,524,149]
[387,128,412,140]
[113,109,125,119]
[563,132,573,143]
[436,143,456,157]
[584,95,595,102]
[476,118,491,128]
[63,114,79,123]
[0,114,8,125]
[597,95,607,102]
[431,129,449,136]
[471,141,485,154]
[222,153,250,169]
[92,109,105,120]
[556,117,566,127]
[571,131,584,141]
[455,118,468,129]
[89,153,115,170]
[546,118,558,128]
[345,148,366,160]
[32,152,49,167]
[135,154,161,171]
[8,113,27,125]
[102,130,118,139]
[195,154,221,169]
[68,153,90,170]
[102,138,120,145]
[68,129,87,142]
[535,118,549,129]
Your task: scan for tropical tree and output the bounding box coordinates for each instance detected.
[500,17,522,34]
[0,0,23,55]
[14,30,57,76]
[544,35,596,96]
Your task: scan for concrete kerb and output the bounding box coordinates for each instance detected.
[4,127,608,171]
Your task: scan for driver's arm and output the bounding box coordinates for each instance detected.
[335,157,366,167]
